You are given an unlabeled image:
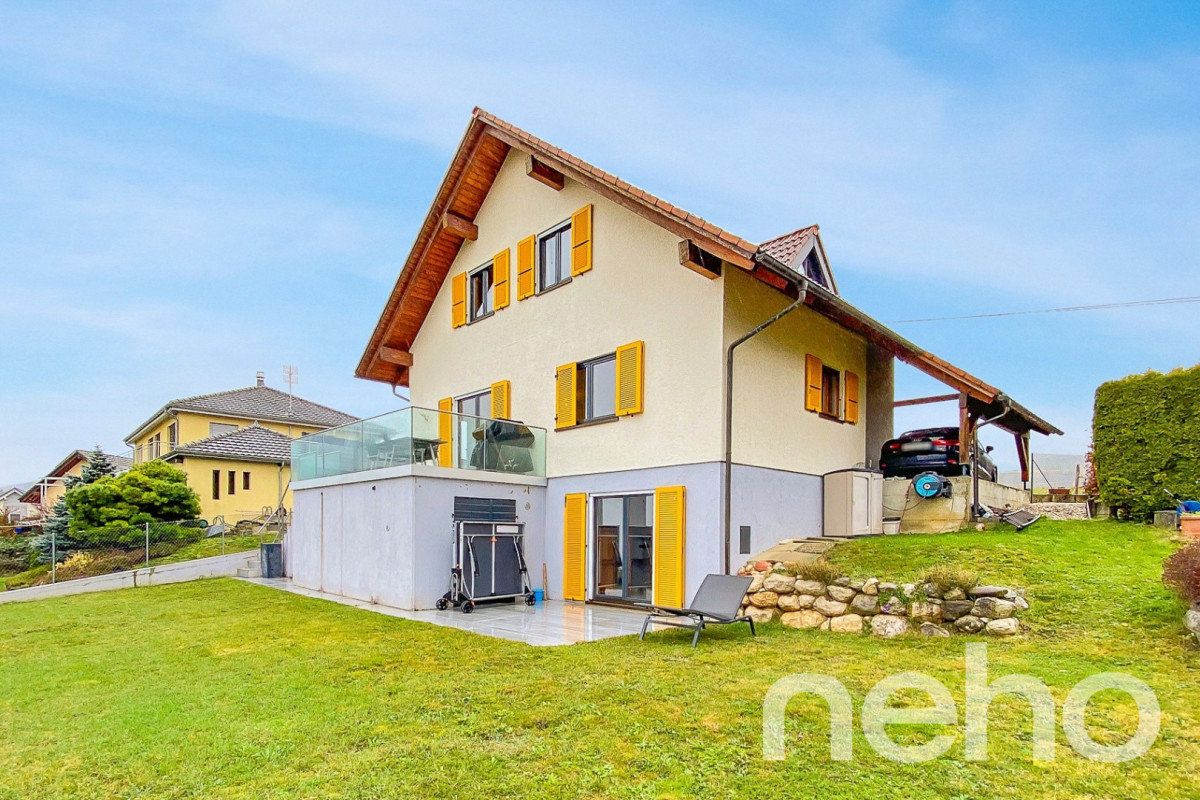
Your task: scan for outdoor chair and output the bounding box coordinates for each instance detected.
[639,574,756,647]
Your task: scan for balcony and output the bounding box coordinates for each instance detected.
[290,405,547,482]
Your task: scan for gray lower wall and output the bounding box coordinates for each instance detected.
[289,474,545,610]
[729,463,823,560]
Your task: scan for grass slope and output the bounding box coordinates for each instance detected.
[0,520,1197,799]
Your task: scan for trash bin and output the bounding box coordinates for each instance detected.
[260,542,283,578]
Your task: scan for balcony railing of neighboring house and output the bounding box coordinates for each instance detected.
[132,439,176,464]
[291,406,547,482]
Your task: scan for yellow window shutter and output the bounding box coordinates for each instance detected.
[554,363,577,429]
[653,486,686,607]
[450,273,467,328]
[844,371,860,424]
[614,340,644,416]
[437,397,454,467]
[570,204,593,276]
[493,249,511,310]
[804,354,824,413]
[516,235,535,299]
[490,380,511,419]
[562,492,587,601]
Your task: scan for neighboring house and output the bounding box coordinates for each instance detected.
[18,451,133,519]
[1,485,36,521]
[287,108,1060,611]
[124,372,357,521]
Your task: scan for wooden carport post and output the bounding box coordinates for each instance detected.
[958,393,976,519]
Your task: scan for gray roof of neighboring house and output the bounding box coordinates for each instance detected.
[126,382,357,442]
[163,424,294,464]
[18,451,133,504]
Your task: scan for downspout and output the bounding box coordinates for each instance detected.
[970,396,1011,521]
[723,280,809,574]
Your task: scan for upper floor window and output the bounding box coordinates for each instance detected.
[167,422,178,448]
[801,250,828,288]
[820,365,841,417]
[469,262,494,321]
[581,354,617,421]
[210,422,237,437]
[538,222,572,292]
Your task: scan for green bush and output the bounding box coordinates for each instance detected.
[0,534,34,573]
[921,564,979,594]
[1093,364,1200,520]
[66,461,201,536]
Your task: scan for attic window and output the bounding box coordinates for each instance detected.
[801,250,828,288]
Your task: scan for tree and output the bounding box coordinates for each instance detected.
[32,495,78,564]
[66,460,200,537]
[78,446,118,485]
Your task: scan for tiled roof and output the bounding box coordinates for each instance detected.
[760,225,820,266]
[166,425,294,463]
[106,452,134,473]
[128,384,357,441]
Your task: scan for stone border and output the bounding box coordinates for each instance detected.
[1186,604,1200,645]
[739,563,1028,637]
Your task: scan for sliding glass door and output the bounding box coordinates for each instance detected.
[593,493,654,603]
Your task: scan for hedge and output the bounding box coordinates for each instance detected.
[1093,363,1200,519]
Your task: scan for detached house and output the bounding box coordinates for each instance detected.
[125,373,357,522]
[286,108,1058,611]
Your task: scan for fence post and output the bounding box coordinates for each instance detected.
[50,525,56,584]
[145,521,151,567]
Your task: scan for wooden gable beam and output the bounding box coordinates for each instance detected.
[677,240,722,279]
[894,393,960,408]
[440,211,478,241]
[378,346,413,367]
[526,155,565,191]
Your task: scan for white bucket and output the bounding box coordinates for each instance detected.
[882,519,902,535]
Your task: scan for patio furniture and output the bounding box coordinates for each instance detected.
[638,574,756,647]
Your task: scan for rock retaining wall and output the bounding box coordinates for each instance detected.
[1186,605,1200,645]
[738,562,1028,637]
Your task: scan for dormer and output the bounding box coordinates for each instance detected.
[758,225,837,294]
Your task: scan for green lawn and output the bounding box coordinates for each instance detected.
[0,520,1197,799]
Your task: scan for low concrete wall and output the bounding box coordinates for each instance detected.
[0,550,259,604]
[883,476,1030,533]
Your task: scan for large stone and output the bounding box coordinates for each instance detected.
[943,587,966,601]
[862,578,880,596]
[748,573,766,593]
[748,591,780,608]
[880,596,907,616]
[870,614,909,638]
[780,609,825,629]
[813,597,849,617]
[753,560,772,572]
[776,593,804,612]
[827,585,856,603]
[877,581,898,593]
[833,576,852,587]
[849,579,865,591]
[919,622,952,638]
[954,615,986,633]
[794,593,817,609]
[920,582,942,599]
[850,594,879,615]
[794,579,827,596]
[827,614,864,633]
[1014,596,1030,611]
[1184,606,1200,638]
[909,601,942,623]
[763,573,796,594]
[901,583,916,597]
[985,618,1020,637]
[973,597,1018,619]
[941,600,975,621]
[968,585,1010,599]
[745,605,779,624]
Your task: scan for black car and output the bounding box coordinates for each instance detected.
[879,426,998,481]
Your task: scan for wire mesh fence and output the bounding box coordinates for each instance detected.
[0,514,286,591]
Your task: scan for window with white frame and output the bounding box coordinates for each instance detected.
[537,221,572,292]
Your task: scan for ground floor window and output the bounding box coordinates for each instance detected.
[593,493,654,603]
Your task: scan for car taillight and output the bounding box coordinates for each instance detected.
[947,457,957,464]
[888,443,901,451]
[931,438,955,447]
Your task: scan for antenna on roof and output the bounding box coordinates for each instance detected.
[283,365,298,417]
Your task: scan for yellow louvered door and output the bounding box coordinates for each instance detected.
[493,248,511,310]
[843,371,860,424]
[804,354,823,412]
[516,235,535,299]
[490,380,511,419]
[614,340,644,416]
[437,397,453,467]
[653,486,686,608]
[562,493,587,601]
[570,204,593,275]
[451,273,467,328]
[554,363,577,429]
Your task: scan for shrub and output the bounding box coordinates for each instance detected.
[1163,541,1200,605]
[0,534,34,573]
[1093,364,1200,520]
[794,559,843,584]
[66,460,201,535]
[922,564,979,594]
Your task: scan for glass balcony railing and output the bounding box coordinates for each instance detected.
[290,406,547,482]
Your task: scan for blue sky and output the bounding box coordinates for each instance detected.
[2,1,1198,484]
